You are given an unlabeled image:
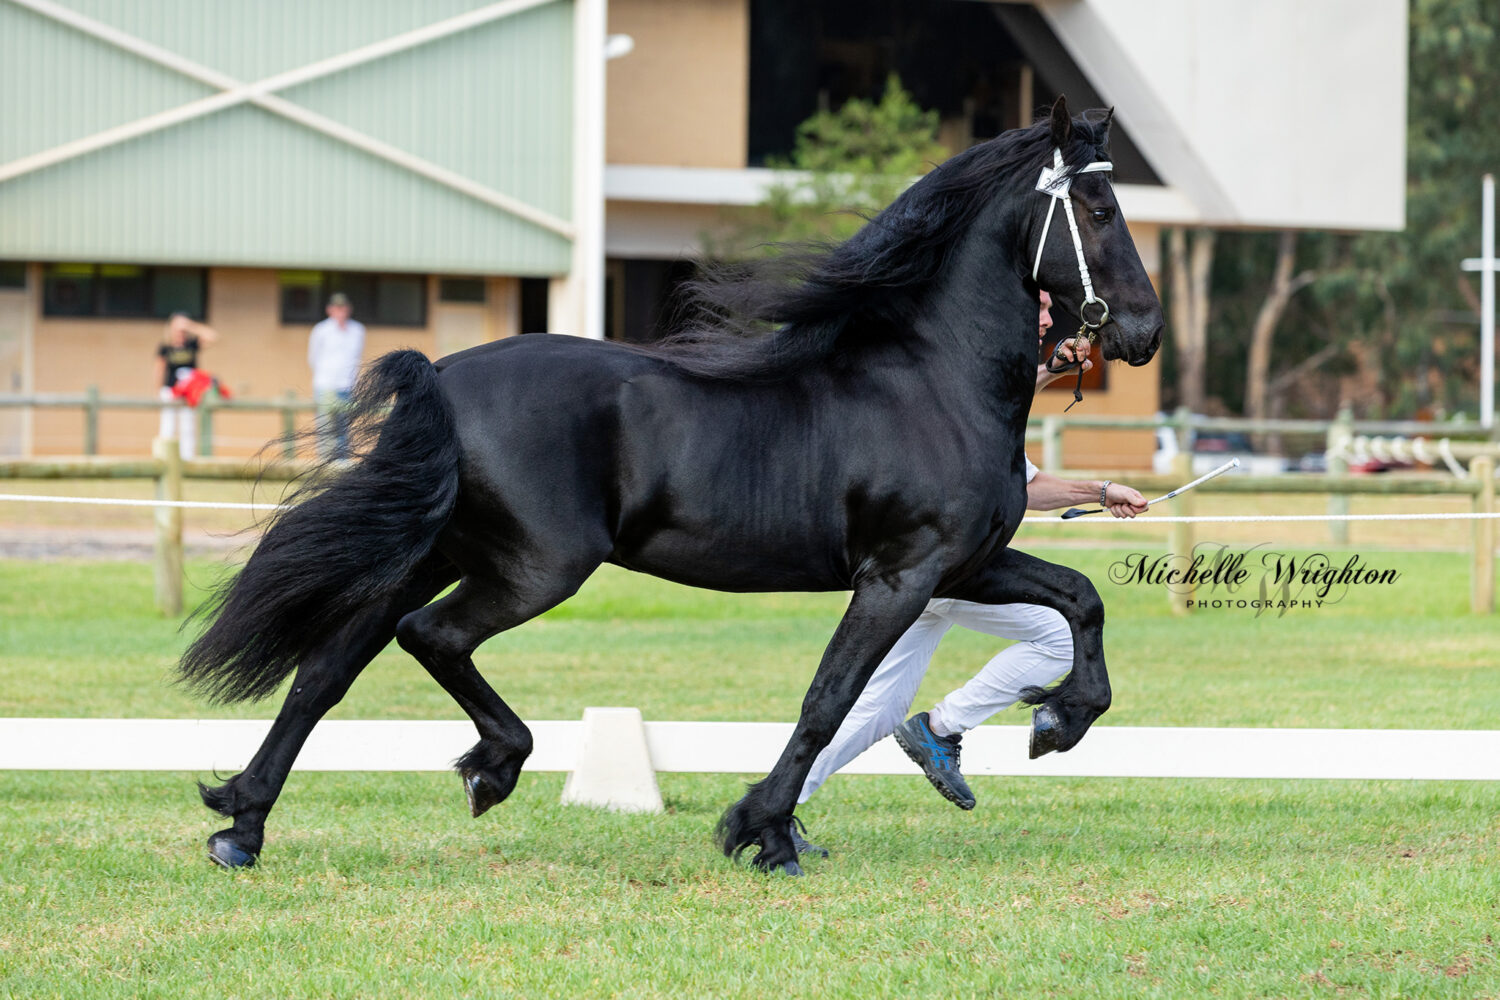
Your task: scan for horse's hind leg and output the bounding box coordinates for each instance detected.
[201,559,456,868]
[943,547,1110,757]
[395,564,598,818]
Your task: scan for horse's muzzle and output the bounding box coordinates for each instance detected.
[1124,323,1163,367]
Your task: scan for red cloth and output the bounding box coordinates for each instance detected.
[171,369,232,407]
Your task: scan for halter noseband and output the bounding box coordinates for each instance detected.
[1033,148,1113,410]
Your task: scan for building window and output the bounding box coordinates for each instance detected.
[519,277,549,334]
[41,264,207,319]
[607,259,697,344]
[439,278,487,304]
[278,271,428,327]
[0,262,26,289]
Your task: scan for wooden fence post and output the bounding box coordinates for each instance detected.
[197,393,217,457]
[84,384,99,456]
[1472,455,1495,615]
[281,390,299,460]
[1042,415,1062,473]
[153,437,184,616]
[1169,451,1195,616]
[1326,405,1352,545]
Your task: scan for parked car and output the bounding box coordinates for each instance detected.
[1153,418,1283,476]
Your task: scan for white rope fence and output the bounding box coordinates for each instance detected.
[3,492,1499,523]
[0,493,284,511]
[1026,511,1500,524]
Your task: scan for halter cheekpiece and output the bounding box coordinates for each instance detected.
[1033,148,1113,410]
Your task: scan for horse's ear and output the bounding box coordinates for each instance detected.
[1100,107,1115,141]
[1048,95,1071,148]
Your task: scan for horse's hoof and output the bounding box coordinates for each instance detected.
[772,859,804,877]
[207,834,257,869]
[463,770,502,818]
[1029,703,1064,759]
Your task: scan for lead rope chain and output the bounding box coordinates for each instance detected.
[1032,148,1113,410]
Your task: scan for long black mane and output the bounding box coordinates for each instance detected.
[657,113,1114,380]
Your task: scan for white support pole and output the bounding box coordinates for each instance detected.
[1462,174,1496,430]
[1483,174,1495,431]
[550,0,606,339]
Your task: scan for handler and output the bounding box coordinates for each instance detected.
[795,291,1148,829]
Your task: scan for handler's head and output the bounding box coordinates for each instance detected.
[1038,289,1054,340]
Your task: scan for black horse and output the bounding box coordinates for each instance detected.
[181,99,1163,874]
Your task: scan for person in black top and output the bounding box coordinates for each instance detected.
[155,313,218,460]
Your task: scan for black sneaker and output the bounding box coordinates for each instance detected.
[788,815,828,858]
[893,712,976,810]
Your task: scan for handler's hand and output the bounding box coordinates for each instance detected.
[1052,338,1094,374]
[1035,338,1096,391]
[1105,483,1148,518]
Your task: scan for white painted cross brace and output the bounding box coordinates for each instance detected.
[0,0,575,239]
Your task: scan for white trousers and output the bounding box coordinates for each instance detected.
[798,599,1073,803]
[157,387,195,461]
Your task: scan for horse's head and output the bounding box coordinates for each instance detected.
[1028,98,1163,367]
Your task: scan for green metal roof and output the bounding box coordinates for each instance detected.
[0,0,574,274]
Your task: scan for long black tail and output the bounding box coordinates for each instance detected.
[180,350,460,703]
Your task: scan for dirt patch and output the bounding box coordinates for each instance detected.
[0,526,252,561]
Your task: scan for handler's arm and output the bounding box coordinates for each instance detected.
[1027,473,1148,518]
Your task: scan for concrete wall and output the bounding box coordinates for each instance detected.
[606,0,748,168]
[1042,0,1407,229]
[27,267,518,457]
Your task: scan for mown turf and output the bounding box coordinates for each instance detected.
[1,772,1496,998]
[2,546,1498,997]
[1,546,1495,727]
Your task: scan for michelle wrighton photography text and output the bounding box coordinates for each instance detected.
[1107,544,1402,615]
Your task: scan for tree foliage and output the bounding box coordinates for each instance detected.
[1163,0,1500,421]
[716,75,947,255]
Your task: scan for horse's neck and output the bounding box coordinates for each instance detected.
[913,243,1040,425]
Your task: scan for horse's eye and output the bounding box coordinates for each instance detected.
[1091,208,1113,224]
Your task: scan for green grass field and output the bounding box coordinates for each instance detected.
[2,529,1499,997]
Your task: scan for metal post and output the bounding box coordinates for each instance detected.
[1462,174,1496,430]
[1326,405,1352,545]
[83,384,99,455]
[152,437,184,616]
[1473,455,1495,614]
[1169,451,1194,616]
[1483,175,1494,432]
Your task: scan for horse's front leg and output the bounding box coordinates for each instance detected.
[942,547,1110,758]
[717,570,938,875]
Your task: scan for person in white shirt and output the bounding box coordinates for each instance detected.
[307,292,366,460]
[790,291,1148,853]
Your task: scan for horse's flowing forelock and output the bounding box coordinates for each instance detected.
[656,114,1114,380]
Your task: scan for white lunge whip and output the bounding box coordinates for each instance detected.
[1060,457,1241,519]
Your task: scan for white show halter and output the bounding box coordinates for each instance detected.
[1032,147,1113,410]
[1031,147,1113,318]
